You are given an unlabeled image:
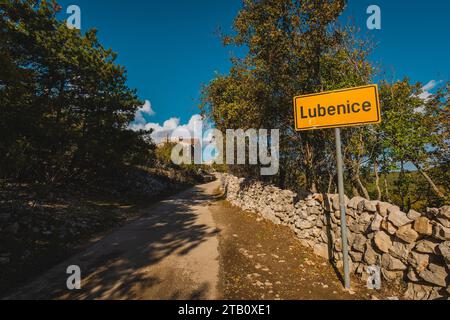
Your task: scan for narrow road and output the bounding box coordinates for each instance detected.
[4,179,397,300]
[5,180,222,300]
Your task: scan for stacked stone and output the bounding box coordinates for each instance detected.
[221,174,450,300]
[223,174,297,226]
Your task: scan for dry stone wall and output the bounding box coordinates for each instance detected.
[221,174,450,300]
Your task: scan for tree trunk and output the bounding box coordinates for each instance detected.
[349,172,360,197]
[327,172,334,194]
[384,176,391,202]
[374,160,382,201]
[351,160,370,200]
[398,160,406,211]
[352,185,360,197]
[356,175,371,200]
[355,132,370,200]
[304,137,318,193]
[413,162,446,199]
[306,168,318,193]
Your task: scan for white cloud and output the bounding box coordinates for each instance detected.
[415,80,441,114]
[422,80,438,92]
[130,109,208,144]
[133,100,155,126]
[419,80,440,101]
[143,118,183,142]
[128,101,217,162]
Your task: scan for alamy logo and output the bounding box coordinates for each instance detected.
[168,118,279,176]
[366,265,381,290]
[66,5,81,30]
[66,265,81,290]
[366,5,381,30]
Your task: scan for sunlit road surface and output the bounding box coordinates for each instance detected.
[4,180,222,300]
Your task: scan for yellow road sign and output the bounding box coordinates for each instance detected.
[293,84,381,131]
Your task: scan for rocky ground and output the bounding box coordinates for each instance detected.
[222,174,450,300]
[212,200,404,300]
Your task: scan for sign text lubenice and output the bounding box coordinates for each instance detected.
[293,85,380,131]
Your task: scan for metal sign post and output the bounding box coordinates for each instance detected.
[334,127,351,289]
[293,84,382,290]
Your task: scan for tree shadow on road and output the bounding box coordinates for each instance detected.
[5,185,220,300]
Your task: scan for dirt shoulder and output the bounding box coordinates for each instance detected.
[211,200,404,300]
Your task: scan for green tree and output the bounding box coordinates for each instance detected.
[201,0,374,193]
[201,0,447,210]
[0,0,154,182]
[379,79,447,209]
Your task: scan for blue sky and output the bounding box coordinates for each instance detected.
[57,0,450,136]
